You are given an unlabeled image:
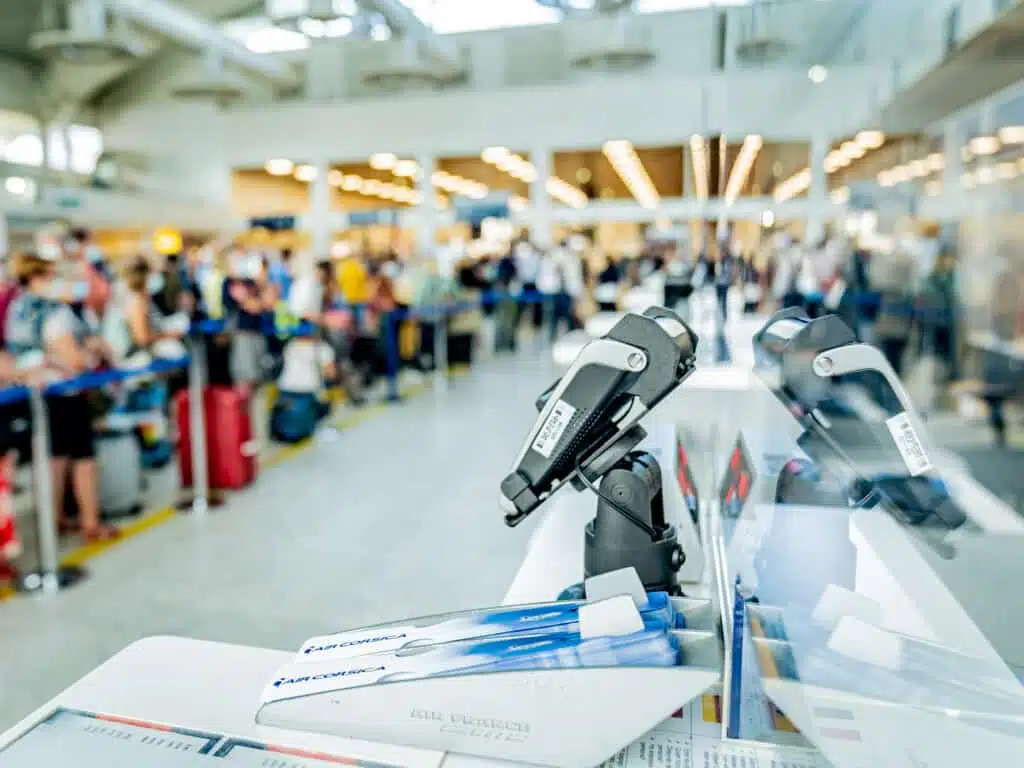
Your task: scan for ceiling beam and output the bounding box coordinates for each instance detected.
[358,0,464,78]
[106,0,299,88]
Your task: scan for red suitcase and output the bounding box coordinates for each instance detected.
[176,386,257,491]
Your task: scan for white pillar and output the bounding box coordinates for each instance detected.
[309,158,332,256]
[807,132,829,243]
[416,153,437,256]
[530,146,553,249]
[943,120,964,197]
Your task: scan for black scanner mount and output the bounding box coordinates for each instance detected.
[500,307,698,593]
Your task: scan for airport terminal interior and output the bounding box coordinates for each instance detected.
[0,0,1022,765]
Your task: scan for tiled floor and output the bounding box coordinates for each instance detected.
[0,348,559,731]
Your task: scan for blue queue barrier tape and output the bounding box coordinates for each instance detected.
[0,356,190,405]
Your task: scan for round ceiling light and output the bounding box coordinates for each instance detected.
[267,0,359,36]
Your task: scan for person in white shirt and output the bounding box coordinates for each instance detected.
[539,239,586,342]
[278,335,336,396]
[513,234,543,330]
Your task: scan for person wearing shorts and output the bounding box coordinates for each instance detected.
[5,252,117,543]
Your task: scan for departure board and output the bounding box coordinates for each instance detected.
[0,709,406,768]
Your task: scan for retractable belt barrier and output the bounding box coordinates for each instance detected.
[0,354,190,596]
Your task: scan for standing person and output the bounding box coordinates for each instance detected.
[336,250,371,331]
[537,247,565,342]
[714,244,736,323]
[870,244,917,377]
[5,252,117,542]
[513,234,542,331]
[223,251,272,395]
[916,248,960,382]
[595,254,623,312]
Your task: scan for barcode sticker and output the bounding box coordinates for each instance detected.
[531,399,577,459]
[885,412,933,476]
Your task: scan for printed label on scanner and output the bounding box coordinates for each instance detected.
[886,412,933,476]
[531,399,577,459]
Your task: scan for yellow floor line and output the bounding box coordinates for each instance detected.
[1,371,464,602]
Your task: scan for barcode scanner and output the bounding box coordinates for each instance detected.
[500,307,698,593]
[753,309,968,537]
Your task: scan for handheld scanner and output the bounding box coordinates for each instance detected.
[753,309,965,531]
[501,307,698,527]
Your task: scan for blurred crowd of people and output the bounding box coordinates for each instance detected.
[0,221,1018,580]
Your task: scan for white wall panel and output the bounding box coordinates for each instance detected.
[105,63,892,173]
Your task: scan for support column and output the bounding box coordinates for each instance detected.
[530,146,553,249]
[416,153,437,257]
[943,119,964,197]
[807,132,829,243]
[309,158,332,256]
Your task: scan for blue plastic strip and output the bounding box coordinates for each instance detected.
[0,356,189,405]
[727,579,747,740]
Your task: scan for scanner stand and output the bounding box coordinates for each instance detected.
[583,449,685,595]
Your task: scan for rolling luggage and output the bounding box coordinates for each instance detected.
[96,428,145,519]
[176,386,256,491]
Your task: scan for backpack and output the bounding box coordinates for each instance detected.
[5,293,56,359]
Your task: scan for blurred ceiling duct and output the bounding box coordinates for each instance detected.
[566,12,655,72]
[357,0,464,80]
[105,0,300,89]
[30,0,148,64]
[267,0,359,37]
[733,0,793,65]
[171,49,248,102]
[360,37,458,89]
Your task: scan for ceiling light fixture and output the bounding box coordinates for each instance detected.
[602,139,660,209]
[968,136,1000,156]
[546,177,587,208]
[808,65,828,84]
[855,131,885,150]
[265,158,294,176]
[925,153,945,172]
[369,153,398,170]
[393,159,419,178]
[341,174,361,191]
[998,125,1024,144]
[294,164,317,182]
[724,134,763,204]
[482,146,509,163]
[327,169,344,186]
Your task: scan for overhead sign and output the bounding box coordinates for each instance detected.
[248,215,296,231]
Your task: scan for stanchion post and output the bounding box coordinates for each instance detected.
[434,307,448,393]
[20,387,86,595]
[188,334,210,515]
[177,333,223,513]
[384,311,401,403]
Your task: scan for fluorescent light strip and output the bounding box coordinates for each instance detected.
[602,140,660,209]
[481,148,585,208]
[775,130,887,201]
[724,135,763,204]
[689,136,709,201]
